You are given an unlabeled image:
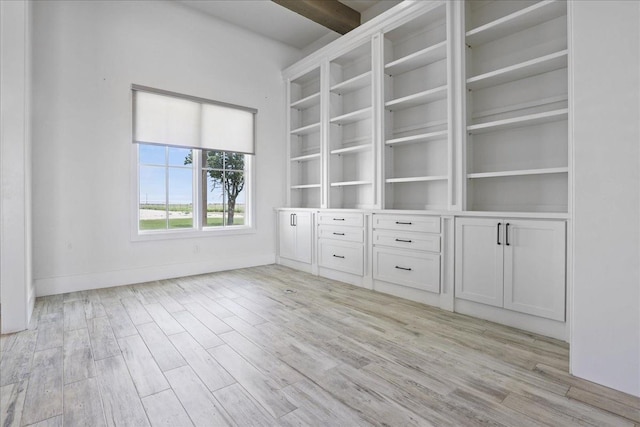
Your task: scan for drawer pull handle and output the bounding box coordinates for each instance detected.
[395,266,412,271]
[333,232,345,236]
[395,221,412,225]
[395,238,412,243]
[505,223,510,246]
[332,254,345,259]
[333,218,345,221]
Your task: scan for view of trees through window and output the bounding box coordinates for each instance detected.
[138,144,247,231]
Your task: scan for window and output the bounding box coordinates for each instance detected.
[132,85,255,235]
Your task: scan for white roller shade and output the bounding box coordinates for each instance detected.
[133,87,255,154]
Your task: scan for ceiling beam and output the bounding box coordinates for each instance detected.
[272,0,360,35]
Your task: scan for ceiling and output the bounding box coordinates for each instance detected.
[179,0,401,51]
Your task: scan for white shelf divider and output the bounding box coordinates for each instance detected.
[466,0,566,46]
[385,85,447,112]
[385,41,447,76]
[330,107,372,125]
[467,108,568,134]
[290,153,321,162]
[290,122,321,136]
[330,143,372,155]
[290,92,320,109]
[467,50,568,91]
[330,71,372,95]
[385,176,448,184]
[467,167,569,179]
[330,180,372,187]
[385,130,448,146]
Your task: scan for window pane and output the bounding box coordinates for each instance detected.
[168,167,193,229]
[204,150,224,170]
[204,170,224,227]
[224,171,245,226]
[139,144,166,166]
[169,147,192,167]
[224,152,245,170]
[139,165,167,230]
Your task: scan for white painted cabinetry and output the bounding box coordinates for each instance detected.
[278,210,312,264]
[455,217,566,321]
[373,214,441,294]
[317,211,365,278]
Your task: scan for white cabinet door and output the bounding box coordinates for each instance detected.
[455,218,504,307]
[503,220,566,321]
[278,211,312,264]
[293,211,312,264]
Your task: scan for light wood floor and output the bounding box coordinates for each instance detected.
[1,265,638,426]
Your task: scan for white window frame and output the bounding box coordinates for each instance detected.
[130,89,256,242]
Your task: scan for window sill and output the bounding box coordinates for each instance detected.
[131,225,256,242]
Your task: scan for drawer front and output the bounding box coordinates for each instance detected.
[317,212,364,227]
[373,215,440,233]
[318,240,364,276]
[373,230,440,252]
[373,248,440,293]
[318,225,364,243]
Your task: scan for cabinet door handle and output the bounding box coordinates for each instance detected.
[333,232,345,236]
[332,254,345,259]
[505,223,510,246]
[497,222,502,245]
[395,266,412,271]
[395,238,412,243]
[395,221,412,225]
[293,213,298,226]
[333,218,345,221]
[290,213,294,227]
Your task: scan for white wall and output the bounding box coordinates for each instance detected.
[0,0,35,333]
[571,1,640,397]
[31,0,299,296]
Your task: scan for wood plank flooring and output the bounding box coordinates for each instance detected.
[1,265,638,426]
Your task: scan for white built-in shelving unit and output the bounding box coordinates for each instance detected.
[464,0,569,213]
[288,67,322,208]
[328,40,376,209]
[382,2,451,210]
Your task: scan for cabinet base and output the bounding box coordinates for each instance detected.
[373,279,452,312]
[277,257,313,274]
[454,298,568,341]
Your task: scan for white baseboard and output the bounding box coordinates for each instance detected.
[35,254,276,297]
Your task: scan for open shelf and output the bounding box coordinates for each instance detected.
[290,122,321,136]
[467,50,568,91]
[291,184,321,189]
[290,153,321,162]
[385,85,447,112]
[385,41,447,76]
[330,143,372,155]
[330,180,372,187]
[467,167,568,179]
[330,71,371,95]
[385,130,447,146]
[467,108,568,134]
[466,0,566,46]
[290,92,320,110]
[385,175,448,184]
[330,107,372,125]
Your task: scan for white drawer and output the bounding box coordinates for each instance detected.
[373,247,440,293]
[373,230,440,252]
[318,225,364,243]
[317,212,364,227]
[373,215,440,233]
[318,240,363,276]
